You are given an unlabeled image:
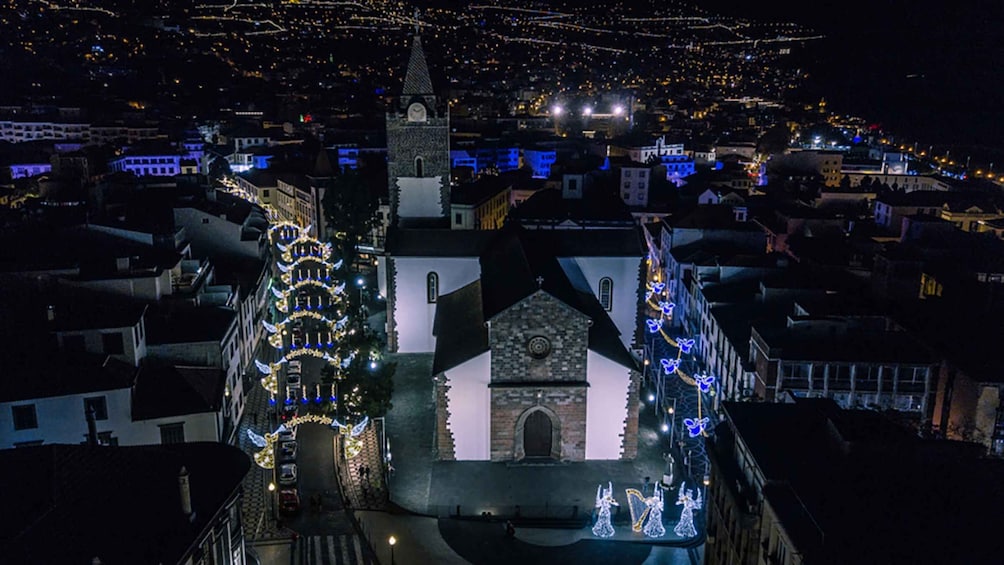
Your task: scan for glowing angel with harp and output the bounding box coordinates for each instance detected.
[625,486,666,537]
[592,482,618,538]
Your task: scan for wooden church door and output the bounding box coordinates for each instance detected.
[524,410,552,457]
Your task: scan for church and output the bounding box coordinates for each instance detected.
[377,33,643,463]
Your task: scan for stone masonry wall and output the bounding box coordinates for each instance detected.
[490,386,587,462]
[489,292,590,461]
[620,370,641,460]
[489,292,589,384]
[434,374,456,461]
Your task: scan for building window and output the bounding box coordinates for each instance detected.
[160,423,185,444]
[598,277,614,311]
[63,334,85,353]
[102,333,124,355]
[84,396,108,420]
[455,213,462,225]
[12,405,38,430]
[415,157,424,178]
[427,272,439,303]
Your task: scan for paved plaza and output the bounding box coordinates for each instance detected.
[383,352,704,535]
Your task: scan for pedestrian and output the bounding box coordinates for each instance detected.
[504,520,516,540]
[357,465,364,480]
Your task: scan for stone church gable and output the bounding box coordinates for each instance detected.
[489,291,589,384]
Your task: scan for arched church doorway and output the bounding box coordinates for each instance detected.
[514,406,560,461]
[524,410,552,457]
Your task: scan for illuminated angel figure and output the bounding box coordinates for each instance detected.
[642,486,666,538]
[673,483,702,538]
[626,486,667,537]
[331,416,369,459]
[592,482,619,538]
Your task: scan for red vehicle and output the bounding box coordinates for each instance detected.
[279,488,300,514]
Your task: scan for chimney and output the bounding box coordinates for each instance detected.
[178,466,195,521]
[86,405,98,446]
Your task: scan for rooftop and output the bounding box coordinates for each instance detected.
[720,399,1004,564]
[0,353,137,403]
[0,442,250,564]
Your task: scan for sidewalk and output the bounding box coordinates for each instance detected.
[355,510,469,565]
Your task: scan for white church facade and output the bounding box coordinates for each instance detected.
[378,34,643,463]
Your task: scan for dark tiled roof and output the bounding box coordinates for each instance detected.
[0,442,250,564]
[145,305,237,345]
[0,353,137,403]
[132,362,224,421]
[721,399,1004,565]
[237,168,278,188]
[432,280,488,374]
[0,225,182,274]
[667,204,762,230]
[384,227,498,256]
[753,322,934,364]
[510,187,635,226]
[451,175,512,206]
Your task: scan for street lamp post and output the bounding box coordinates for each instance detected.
[356,277,366,311]
[268,482,276,521]
[665,397,677,446]
[388,535,397,565]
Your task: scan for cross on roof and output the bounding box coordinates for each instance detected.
[536,276,544,288]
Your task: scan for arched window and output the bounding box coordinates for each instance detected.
[415,156,424,178]
[427,272,439,303]
[598,277,613,311]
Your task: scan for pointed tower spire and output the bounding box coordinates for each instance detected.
[402,25,434,96]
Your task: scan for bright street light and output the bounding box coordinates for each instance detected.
[613,105,624,116]
[551,105,563,116]
[582,107,593,116]
[388,536,397,565]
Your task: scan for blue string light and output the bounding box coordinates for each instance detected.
[660,358,680,374]
[647,319,663,333]
[678,338,695,354]
[683,417,709,437]
[696,373,715,393]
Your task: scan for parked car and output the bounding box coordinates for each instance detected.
[278,463,298,486]
[278,425,297,442]
[278,488,300,514]
[287,372,301,387]
[279,440,298,463]
[288,360,302,373]
[280,403,298,422]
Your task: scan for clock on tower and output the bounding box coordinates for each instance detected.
[407,102,427,123]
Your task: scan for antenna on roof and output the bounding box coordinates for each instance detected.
[413,8,421,35]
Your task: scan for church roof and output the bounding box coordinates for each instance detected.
[432,280,488,375]
[385,224,643,258]
[402,35,434,96]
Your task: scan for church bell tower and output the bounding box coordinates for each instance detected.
[386,27,451,226]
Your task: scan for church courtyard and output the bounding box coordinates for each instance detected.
[385,352,691,532]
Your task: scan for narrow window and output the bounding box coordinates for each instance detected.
[102,333,124,355]
[12,405,38,430]
[427,272,439,303]
[159,423,185,444]
[599,277,614,311]
[415,157,424,178]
